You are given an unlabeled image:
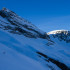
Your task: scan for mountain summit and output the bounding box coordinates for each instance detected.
[0,8,70,70]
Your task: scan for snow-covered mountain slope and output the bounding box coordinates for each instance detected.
[0,8,48,39]
[0,8,70,70]
[0,30,51,70]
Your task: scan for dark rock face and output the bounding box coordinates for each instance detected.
[0,8,48,39]
[53,34,70,43]
[37,52,70,70]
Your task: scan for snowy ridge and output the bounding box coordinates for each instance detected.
[47,30,69,35]
[0,8,47,38]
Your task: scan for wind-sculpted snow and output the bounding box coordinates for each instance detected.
[0,29,70,70]
[0,30,61,70]
[0,31,49,70]
[0,8,70,70]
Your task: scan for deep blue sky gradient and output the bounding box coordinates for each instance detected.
[0,0,70,32]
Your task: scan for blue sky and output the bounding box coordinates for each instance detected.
[0,0,70,32]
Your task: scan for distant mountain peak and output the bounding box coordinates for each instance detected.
[47,30,69,35]
[47,30,70,43]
